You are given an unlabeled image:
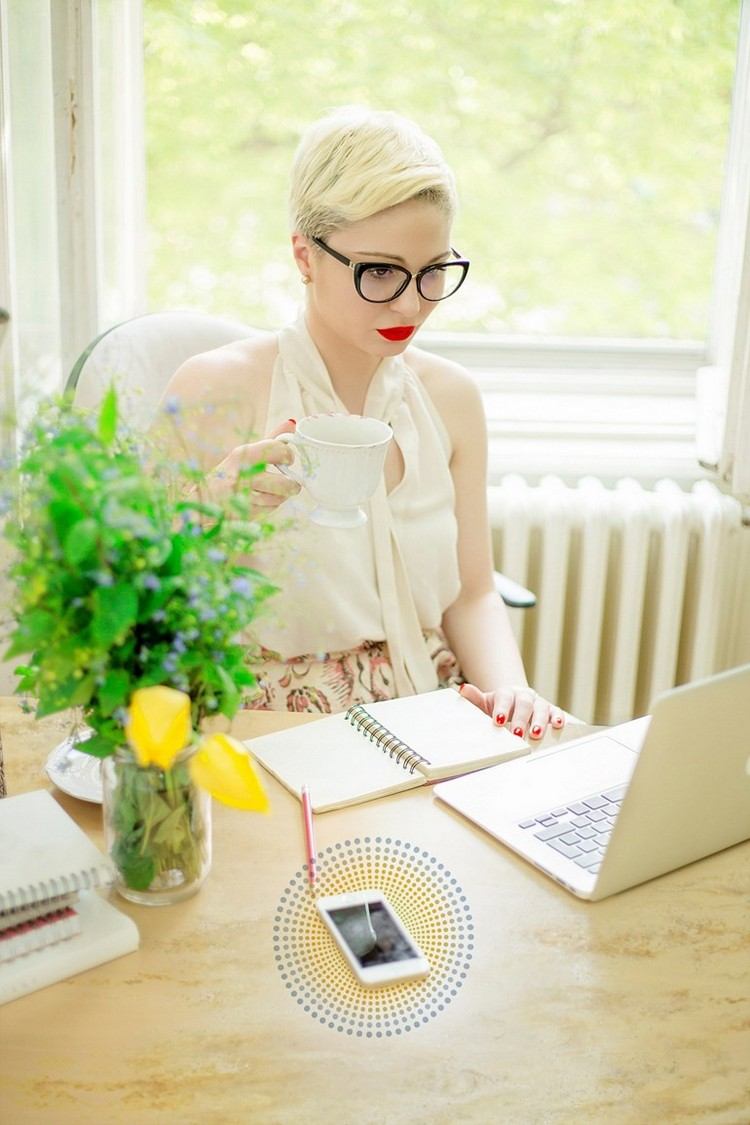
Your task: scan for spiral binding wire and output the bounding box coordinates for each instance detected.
[345,704,429,774]
[0,865,107,913]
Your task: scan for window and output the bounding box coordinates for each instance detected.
[1,0,747,497]
[698,5,750,503]
[143,0,739,340]
[0,0,143,424]
[0,0,62,426]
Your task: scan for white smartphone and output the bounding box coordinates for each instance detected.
[316,889,430,988]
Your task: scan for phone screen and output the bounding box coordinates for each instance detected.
[326,900,420,967]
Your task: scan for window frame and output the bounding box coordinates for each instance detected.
[419,332,705,487]
[0,0,16,453]
[696,0,750,505]
[0,0,145,427]
[0,0,746,498]
[49,0,147,376]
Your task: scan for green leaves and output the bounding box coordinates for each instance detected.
[113,847,155,892]
[98,386,118,446]
[3,388,276,759]
[80,731,119,759]
[5,609,58,657]
[92,584,139,647]
[215,664,240,719]
[49,499,86,542]
[98,669,132,717]
[107,757,206,891]
[63,518,99,565]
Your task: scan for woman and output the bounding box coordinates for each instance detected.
[159,106,564,738]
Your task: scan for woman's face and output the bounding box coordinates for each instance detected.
[294,197,454,367]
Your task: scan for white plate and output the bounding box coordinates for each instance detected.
[44,731,103,804]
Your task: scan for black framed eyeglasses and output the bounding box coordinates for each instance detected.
[312,237,470,303]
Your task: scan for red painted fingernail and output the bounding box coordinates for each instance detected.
[495,713,505,725]
[513,726,524,737]
[288,418,296,424]
[531,725,542,737]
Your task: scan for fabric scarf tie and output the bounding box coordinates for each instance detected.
[278,316,439,696]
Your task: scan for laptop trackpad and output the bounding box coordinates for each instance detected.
[517,735,639,813]
[436,734,640,826]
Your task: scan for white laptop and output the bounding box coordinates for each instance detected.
[434,664,750,901]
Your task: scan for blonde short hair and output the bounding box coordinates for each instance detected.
[289,106,457,238]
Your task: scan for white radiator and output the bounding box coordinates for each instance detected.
[488,476,745,725]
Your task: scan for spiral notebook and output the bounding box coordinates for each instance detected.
[0,790,139,1004]
[246,688,529,812]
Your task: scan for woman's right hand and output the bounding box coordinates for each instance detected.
[208,419,301,512]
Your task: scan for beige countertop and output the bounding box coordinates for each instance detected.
[0,697,748,1125]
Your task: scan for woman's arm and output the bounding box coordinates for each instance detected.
[421,354,564,739]
[148,339,300,514]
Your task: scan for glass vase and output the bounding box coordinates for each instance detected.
[101,750,212,905]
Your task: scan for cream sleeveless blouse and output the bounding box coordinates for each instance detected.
[252,316,461,696]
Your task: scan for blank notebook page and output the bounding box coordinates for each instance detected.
[360,689,525,776]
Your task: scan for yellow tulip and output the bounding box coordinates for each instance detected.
[125,685,192,769]
[189,733,270,812]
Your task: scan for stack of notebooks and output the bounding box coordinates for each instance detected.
[246,687,530,812]
[0,790,139,1005]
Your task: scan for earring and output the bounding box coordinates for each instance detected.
[301,275,311,285]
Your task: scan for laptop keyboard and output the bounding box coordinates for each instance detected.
[517,784,628,875]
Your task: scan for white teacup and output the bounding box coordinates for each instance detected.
[277,413,392,528]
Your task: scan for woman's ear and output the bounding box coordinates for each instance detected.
[291,232,313,282]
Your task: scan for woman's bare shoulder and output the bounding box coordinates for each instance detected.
[165,330,278,405]
[405,344,482,413]
[152,330,279,454]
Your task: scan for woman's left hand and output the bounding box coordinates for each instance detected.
[458,682,565,741]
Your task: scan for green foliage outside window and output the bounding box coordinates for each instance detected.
[144,0,739,339]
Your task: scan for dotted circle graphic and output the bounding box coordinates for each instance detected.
[273,836,474,1036]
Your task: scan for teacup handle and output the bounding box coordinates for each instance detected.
[276,432,306,486]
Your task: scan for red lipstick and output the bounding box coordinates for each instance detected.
[377,326,415,342]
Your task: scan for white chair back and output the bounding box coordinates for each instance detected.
[67,310,255,430]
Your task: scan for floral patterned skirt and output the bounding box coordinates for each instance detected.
[245,629,463,714]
